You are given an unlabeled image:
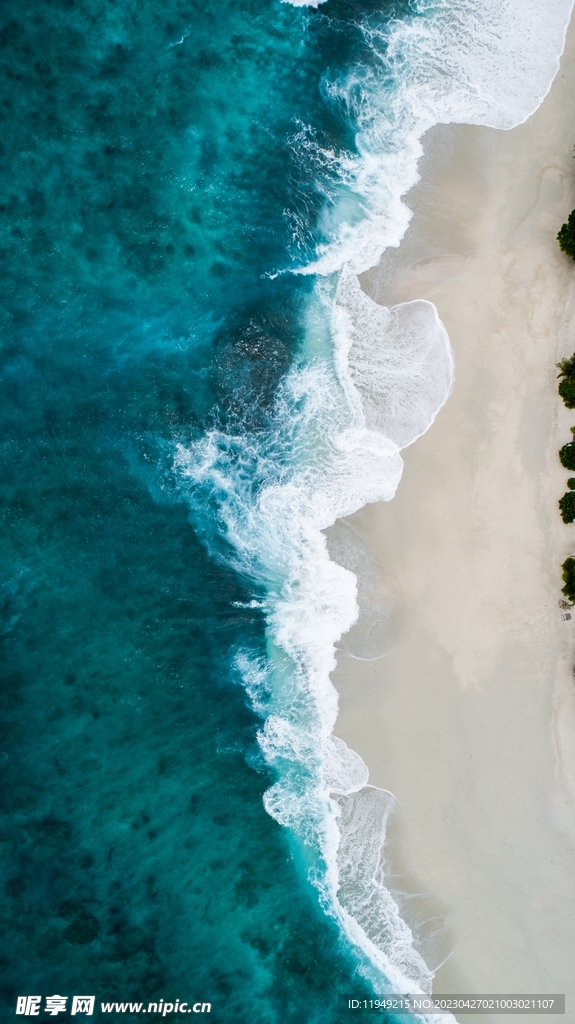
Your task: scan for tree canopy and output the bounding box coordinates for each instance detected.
[559,442,575,470]
[562,557,575,603]
[558,210,575,261]
[559,491,575,523]
[556,353,575,408]
[559,380,575,407]
[557,353,575,378]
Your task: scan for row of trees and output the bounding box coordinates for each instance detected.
[500,216,575,596]
[557,210,575,600]
[557,353,575,600]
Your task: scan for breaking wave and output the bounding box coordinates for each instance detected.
[176,0,573,996]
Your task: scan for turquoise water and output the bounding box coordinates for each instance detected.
[0,0,392,1018]
[2,0,572,1016]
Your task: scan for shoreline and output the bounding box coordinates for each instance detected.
[332,13,575,1017]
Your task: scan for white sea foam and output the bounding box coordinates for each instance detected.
[326,518,404,660]
[334,270,454,448]
[292,0,574,275]
[178,0,573,998]
[176,282,453,990]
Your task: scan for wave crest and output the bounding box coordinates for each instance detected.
[177,0,572,996]
[176,279,454,990]
[293,0,573,275]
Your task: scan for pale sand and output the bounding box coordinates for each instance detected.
[332,15,575,1018]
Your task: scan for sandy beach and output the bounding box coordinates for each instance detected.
[332,12,575,1018]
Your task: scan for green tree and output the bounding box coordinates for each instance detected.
[559,491,575,523]
[556,353,575,407]
[559,442,575,470]
[557,354,575,378]
[562,557,575,602]
[558,380,575,408]
[558,211,575,260]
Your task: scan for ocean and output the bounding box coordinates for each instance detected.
[0,0,572,1020]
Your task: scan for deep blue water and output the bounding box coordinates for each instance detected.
[0,0,402,1018]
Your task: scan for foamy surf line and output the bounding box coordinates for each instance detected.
[177,0,574,1000]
